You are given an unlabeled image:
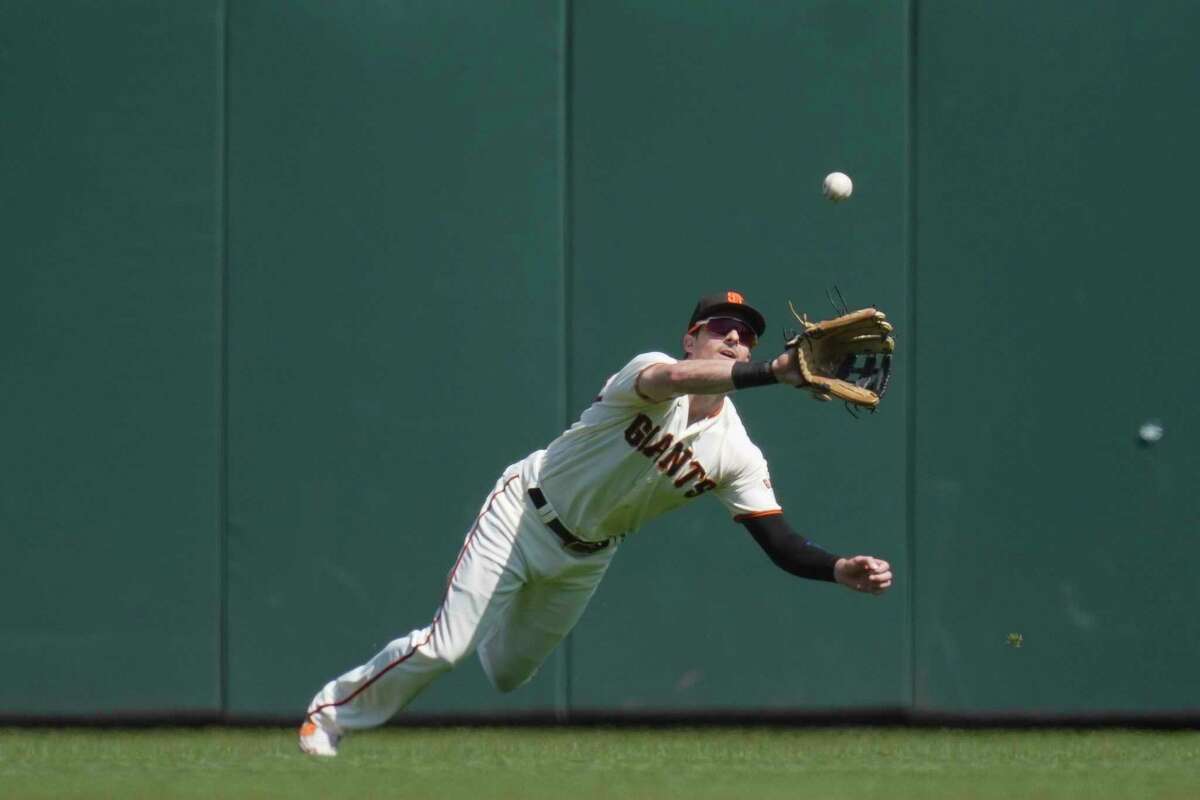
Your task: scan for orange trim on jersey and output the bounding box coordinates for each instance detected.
[733,508,783,521]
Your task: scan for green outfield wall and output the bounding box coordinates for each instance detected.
[2,0,1196,720]
[912,0,1200,714]
[1,1,224,716]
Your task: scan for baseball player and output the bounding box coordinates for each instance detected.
[300,291,894,756]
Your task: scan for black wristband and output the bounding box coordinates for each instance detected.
[731,361,779,390]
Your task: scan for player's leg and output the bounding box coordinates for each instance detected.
[478,545,613,693]
[304,473,528,735]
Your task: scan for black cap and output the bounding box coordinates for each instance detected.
[687,291,766,337]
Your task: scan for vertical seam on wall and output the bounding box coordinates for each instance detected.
[217,0,231,718]
[557,0,574,724]
[905,0,919,718]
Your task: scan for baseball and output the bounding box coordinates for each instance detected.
[823,171,853,202]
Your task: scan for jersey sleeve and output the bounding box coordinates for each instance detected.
[713,443,782,520]
[597,351,677,407]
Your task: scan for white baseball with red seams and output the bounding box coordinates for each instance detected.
[302,352,781,741]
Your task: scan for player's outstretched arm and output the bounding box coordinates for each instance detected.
[637,360,737,402]
[741,513,839,581]
[638,353,803,403]
[742,514,892,596]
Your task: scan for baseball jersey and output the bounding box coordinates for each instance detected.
[520,352,781,541]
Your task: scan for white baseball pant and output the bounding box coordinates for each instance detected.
[305,466,616,730]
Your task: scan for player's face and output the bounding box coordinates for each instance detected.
[685,317,756,362]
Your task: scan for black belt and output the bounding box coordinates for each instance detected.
[527,488,613,555]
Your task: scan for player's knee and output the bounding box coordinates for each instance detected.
[496,671,534,693]
[482,658,539,693]
[491,671,534,693]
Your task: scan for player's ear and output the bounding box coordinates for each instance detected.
[682,332,696,360]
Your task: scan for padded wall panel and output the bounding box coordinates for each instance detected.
[0,1,223,714]
[913,0,1200,713]
[224,0,566,716]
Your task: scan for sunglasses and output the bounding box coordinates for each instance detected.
[688,317,758,348]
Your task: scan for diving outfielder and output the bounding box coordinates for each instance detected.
[300,291,894,756]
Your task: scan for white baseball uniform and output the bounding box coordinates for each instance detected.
[305,351,782,731]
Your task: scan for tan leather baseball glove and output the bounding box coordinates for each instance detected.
[785,303,895,410]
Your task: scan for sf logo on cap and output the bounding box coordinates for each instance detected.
[726,291,744,304]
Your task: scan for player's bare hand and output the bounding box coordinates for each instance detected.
[834,556,893,596]
[770,348,806,387]
[771,347,832,400]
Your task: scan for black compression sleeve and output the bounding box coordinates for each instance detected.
[740,514,840,582]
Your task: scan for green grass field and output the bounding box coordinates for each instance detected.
[1,726,1197,799]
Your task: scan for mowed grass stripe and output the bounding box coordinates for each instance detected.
[1,727,1197,799]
